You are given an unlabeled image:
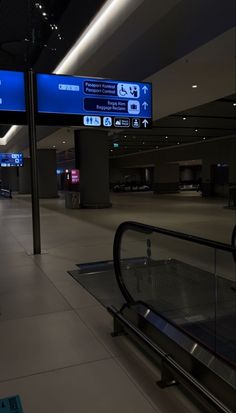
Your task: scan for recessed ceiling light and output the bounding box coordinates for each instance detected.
[52,145,56,148]
[165,136,168,139]
[124,135,127,138]
[183,117,186,120]
[195,129,198,132]
[42,12,47,16]
[203,137,206,140]
[177,142,180,145]
[192,84,198,88]
[62,141,66,144]
[110,149,113,152]
[233,103,236,106]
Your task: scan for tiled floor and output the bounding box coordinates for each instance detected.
[0,192,235,412]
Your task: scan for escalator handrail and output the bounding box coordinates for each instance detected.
[113,221,236,304]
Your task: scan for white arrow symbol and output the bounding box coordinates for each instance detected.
[142,119,148,128]
[142,85,148,94]
[142,101,148,110]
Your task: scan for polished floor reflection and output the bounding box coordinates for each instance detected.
[0,192,235,413]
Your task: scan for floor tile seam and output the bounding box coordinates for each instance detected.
[0,356,114,386]
[0,308,74,325]
[0,263,75,316]
[34,253,78,267]
[45,240,114,254]
[38,202,116,232]
[1,215,33,255]
[0,261,40,269]
[65,277,111,310]
[39,272,113,313]
[112,354,163,413]
[74,306,120,359]
[14,197,60,217]
[32,259,77,311]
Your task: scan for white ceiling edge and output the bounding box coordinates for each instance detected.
[55,0,144,74]
[147,27,236,120]
[70,0,182,77]
[0,125,22,146]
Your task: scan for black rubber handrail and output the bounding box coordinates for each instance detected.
[113,221,236,304]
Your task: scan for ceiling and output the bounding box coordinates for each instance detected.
[36,92,235,167]
[0,0,106,71]
[0,0,106,138]
[109,93,236,155]
[0,0,235,161]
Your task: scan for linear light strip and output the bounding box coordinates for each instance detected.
[55,0,138,74]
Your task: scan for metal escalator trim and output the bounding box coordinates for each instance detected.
[108,305,233,413]
[136,300,236,371]
[134,301,236,386]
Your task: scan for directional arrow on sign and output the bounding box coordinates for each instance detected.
[142,119,149,128]
[142,101,148,110]
[142,85,148,94]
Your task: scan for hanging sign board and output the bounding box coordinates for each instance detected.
[36,73,152,128]
[0,70,26,124]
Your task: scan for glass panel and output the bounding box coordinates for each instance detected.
[216,249,236,368]
[120,229,217,353]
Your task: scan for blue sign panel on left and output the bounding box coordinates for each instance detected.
[0,395,24,412]
[0,153,23,167]
[0,71,26,112]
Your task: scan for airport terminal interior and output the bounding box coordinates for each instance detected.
[0,1,235,412]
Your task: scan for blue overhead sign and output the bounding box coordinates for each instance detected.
[0,395,24,412]
[0,153,23,167]
[36,74,152,129]
[0,70,26,112]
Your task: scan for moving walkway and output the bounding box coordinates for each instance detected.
[69,222,236,412]
[109,221,236,413]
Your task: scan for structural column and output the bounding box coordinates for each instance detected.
[74,129,111,208]
[0,167,19,191]
[19,151,57,197]
[19,158,31,194]
[153,163,179,193]
[37,149,58,198]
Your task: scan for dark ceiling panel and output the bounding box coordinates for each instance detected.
[109,93,236,156]
[0,124,10,138]
[97,0,236,80]
[34,0,106,73]
[0,0,106,71]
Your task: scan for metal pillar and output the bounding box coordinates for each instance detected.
[26,70,41,254]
